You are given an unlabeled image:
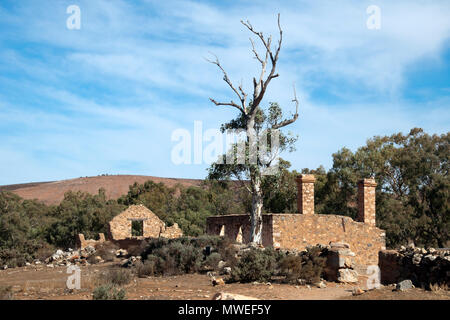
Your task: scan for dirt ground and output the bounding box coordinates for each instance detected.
[1,263,448,300]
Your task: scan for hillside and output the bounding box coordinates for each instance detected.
[0,175,204,205]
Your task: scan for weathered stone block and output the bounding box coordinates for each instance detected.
[338,269,359,283]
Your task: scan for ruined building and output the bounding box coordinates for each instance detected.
[77,204,183,249]
[206,175,386,270]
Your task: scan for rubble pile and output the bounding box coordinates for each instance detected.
[43,246,97,267]
[0,246,130,269]
[379,244,450,287]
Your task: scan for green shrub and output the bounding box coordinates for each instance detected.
[136,260,156,278]
[101,268,133,286]
[92,284,126,300]
[153,242,203,275]
[279,255,303,283]
[203,252,221,270]
[140,236,230,276]
[95,242,118,262]
[230,247,280,283]
[280,246,326,284]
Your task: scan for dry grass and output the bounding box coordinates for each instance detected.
[429,283,449,292]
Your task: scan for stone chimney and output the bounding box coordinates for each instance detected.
[296,174,315,214]
[357,178,377,226]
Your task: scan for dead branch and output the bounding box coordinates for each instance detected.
[206,53,246,114]
[241,13,282,114]
[272,84,299,129]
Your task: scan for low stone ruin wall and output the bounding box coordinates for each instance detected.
[76,233,106,250]
[379,246,450,287]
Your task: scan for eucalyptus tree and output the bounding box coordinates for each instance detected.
[207,14,299,244]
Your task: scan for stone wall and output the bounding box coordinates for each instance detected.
[206,213,385,267]
[206,175,387,271]
[108,204,182,240]
[206,215,273,247]
[272,214,385,267]
[76,233,105,249]
[379,247,450,286]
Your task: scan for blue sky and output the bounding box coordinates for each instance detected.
[0,0,449,185]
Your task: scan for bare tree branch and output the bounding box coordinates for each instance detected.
[272,84,299,129]
[206,53,247,114]
[241,13,282,115]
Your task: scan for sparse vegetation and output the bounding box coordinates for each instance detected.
[95,242,119,262]
[0,285,13,300]
[101,268,133,286]
[280,246,327,284]
[135,260,156,278]
[229,247,282,283]
[92,284,126,300]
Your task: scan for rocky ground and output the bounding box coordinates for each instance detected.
[1,263,448,300]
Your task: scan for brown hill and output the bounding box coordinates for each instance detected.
[0,175,204,205]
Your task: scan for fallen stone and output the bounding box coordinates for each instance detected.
[222,267,232,275]
[352,288,365,296]
[218,260,227,270]
[316,281,327,288]
[329,242,350,249]
[337,269,358,283]
[395,280,413,291]
[212,277,225,286]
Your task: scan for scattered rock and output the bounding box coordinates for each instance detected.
[395,279,413,291]
[212,277,225,286]
[116,249,128,257]
[352,288,365,296]
[218,260,227,269]
[315,281,327,288]
[223,267,232,275]
[337,269,358,283]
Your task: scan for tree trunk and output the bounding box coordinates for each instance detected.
[249,165,263,244]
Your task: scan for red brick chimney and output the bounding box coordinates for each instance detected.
[357,178,377,226]
[296,174,315,214]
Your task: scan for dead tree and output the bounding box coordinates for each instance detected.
[208,14,299,244]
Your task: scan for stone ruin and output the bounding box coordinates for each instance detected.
[77,204,183,250]
[207,175,386,282]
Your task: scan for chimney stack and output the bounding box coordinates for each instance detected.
[296,174,315,215]
[357,178,377,226]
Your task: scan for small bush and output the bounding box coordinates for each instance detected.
[280,246,326,284]
[203,252,221,270]
[34,243,55,262]
[153,241,203,275]
[136,260,156,278]
[101,268,133,286]
[0,285,13,300]
[95,242,118,262]
[92,284,126,300]
[127,240,149,257]
[230,248,280,283]
[279,255,303,283]
[0,248,29,268]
